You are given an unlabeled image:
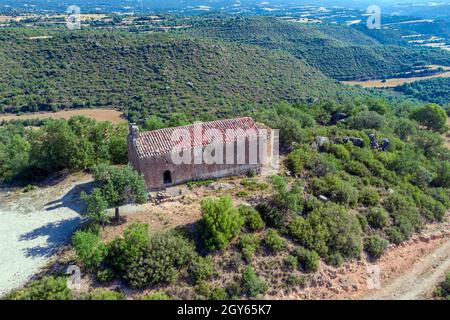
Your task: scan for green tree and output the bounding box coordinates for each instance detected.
[143,115,166,131]
[92,164,148,221]
[200,196,244,250]
[411,103,447,132]
[168,113,190,127]
[81,188,109,226]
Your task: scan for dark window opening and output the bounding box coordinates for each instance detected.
[163,170,172,185]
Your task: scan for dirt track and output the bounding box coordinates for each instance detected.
[366,237,450,300]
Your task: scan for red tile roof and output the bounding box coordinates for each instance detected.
[134,117,262,158]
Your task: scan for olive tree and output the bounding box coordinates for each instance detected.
[92,164,148,221]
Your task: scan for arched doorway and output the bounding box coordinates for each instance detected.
[163,170,172,185]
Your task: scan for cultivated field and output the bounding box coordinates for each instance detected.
[343,65,450,88]
[0,108,125,124]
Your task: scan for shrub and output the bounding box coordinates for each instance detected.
[209,287,228,300]
[311,174,359,206]
[225,281,242,299]
[285,274,308,290]
[433,161,450,188]
[325,143,350,161]
[394,118,417,140]
[236,191,249,198]
[287,204,363,259]
[344,160,370,177]
[190,256,216,283]
[284,255,298,271]
[364,235,389,259]
[434,273,450,299]
[141,291,171,300]
[415,192,447,221]
[307,153,339,177]
[262,229,286,253]
[366,207,389,229]
[238,234,260,262]
[386,227,405,245]
[409,167,433,188]
[126,232,196,288]
[106,222,150,276]
[96,268,114,283]
[325,252,344,267]
[200,197,244,250]
[238,205,265,231]
[241,266,268,297]
[270,175,303,214]
[5,276,73,300]
[357,214,369,233]
[294,247,320,273]
[383,193,422,239]
[256,203,284,229]
[84,289,124,300]
[347,111,384,130]
[72,230,107,269]
[358,187,380,206]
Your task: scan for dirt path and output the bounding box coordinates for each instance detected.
[366,237,450,300]
[0,174,91,297]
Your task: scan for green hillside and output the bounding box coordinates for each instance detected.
[185,16,450,81]
[0,28,366,120]
[395,78,450,106]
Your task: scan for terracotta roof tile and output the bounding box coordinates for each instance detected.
[134,117,262,158]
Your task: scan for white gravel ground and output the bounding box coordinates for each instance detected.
[0,176,91,296]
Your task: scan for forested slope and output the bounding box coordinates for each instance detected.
[0,28,366,120]
[185,17,450,81]
[395,78,450,106]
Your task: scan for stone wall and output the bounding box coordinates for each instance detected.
[128,126,274,190]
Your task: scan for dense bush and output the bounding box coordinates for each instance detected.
[294,247,320,273]
[311,174,359,206]
[256,204,284,229]
[270,175,303,215]
[106,222,150,277]
[241,266,268,298]
[394,118,417,141]
[284,255,298,271]
[190,256,216,283]
[262,229,286,253]
[83,289,124,300]
[358,187,380,206]
[72,230,108,269]
[287,147,338,177]
[200,197,244,251]
[5,276,73,300]
[364,235,389,259]
[238,205,265,231]
[347,111,384,130]
[126,232,196,288]
[366,207,389,229]
[383,193,423,239]
[238,234,260,262]
[287,204,363,259]
[325,252,344,267]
